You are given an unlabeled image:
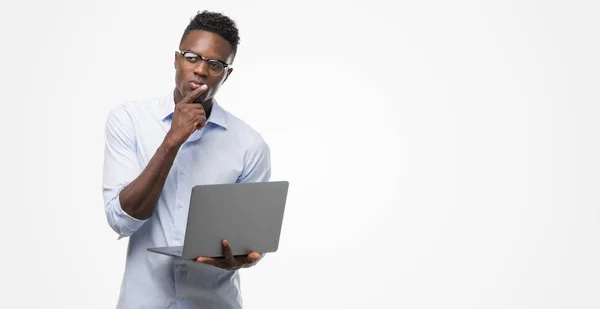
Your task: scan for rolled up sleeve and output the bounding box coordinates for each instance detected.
[102,106,148,239]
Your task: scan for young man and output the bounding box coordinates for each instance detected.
[102,11,270,308]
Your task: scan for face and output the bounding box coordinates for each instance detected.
[174,30,235,104]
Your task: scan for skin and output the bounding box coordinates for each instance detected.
[118,30,261,270]
[173,30,235,117]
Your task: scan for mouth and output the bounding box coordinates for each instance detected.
[189,81,205,90]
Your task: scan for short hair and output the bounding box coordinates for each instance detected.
[180,10,240,58]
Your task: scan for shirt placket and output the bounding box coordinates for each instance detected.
[174,143,188,245]
[174,142,189,304]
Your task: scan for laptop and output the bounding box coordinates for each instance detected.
[147,181,289,259]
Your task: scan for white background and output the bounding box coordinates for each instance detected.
[0,0,599,308]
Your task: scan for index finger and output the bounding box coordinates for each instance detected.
[178,84,208,104]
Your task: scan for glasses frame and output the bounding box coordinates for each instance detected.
[177,50,232,75]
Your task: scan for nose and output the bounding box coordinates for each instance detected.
[193,60,209,77]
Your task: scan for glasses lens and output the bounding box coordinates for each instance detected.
[183,52,199,62]
[181,52,225,75]
[207,60,224,75]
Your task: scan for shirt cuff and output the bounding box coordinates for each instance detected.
[112,195,148,239]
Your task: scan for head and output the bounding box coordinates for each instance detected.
[174,10,240,105]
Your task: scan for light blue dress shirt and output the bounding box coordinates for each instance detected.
[102,90,271,309]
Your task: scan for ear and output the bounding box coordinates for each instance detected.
[174,51,179,70]
[223,67,234,83]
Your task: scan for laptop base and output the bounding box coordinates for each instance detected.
[147,246,184,258]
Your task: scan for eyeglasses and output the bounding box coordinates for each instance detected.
[177,50,231,76]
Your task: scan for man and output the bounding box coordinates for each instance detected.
[102,10,270,308]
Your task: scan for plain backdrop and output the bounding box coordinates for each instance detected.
[1,0,599,308]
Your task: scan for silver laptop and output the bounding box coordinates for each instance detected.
[147,181,289,259]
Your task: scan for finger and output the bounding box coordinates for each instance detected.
[178,84,208,104]
[196,256,216,265]
[222,240,234,261]
[247,252,261,263]
[197,257,230,269]
[185,108,206,122]
[242,252,260,266]
[179,104,205,114]
[193,114,207,124]
[185,103,205,111]
[242,249,260,261]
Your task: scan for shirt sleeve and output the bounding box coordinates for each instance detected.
[237,134,272,183]
[102,106,148,239]
[238,134,272,261]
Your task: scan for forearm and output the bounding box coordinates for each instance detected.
[119,136,181,220]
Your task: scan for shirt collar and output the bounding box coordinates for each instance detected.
[161,90,228,129]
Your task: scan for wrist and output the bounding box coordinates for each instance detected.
[162,134,183,152]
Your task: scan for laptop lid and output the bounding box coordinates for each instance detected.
[180,181,289,259]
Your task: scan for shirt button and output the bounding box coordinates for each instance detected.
[178,203,182,208]
[181,169,187,175]
[178,296,183,301]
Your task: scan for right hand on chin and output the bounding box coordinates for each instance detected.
[166,85,208,146]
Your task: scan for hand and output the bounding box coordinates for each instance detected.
[195,240,262,270]
[166,85,208,146]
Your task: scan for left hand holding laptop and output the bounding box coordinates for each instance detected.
[196,240,262,270]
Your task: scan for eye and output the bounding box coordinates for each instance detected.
[183,53,200,62]
[208,61,224,70]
